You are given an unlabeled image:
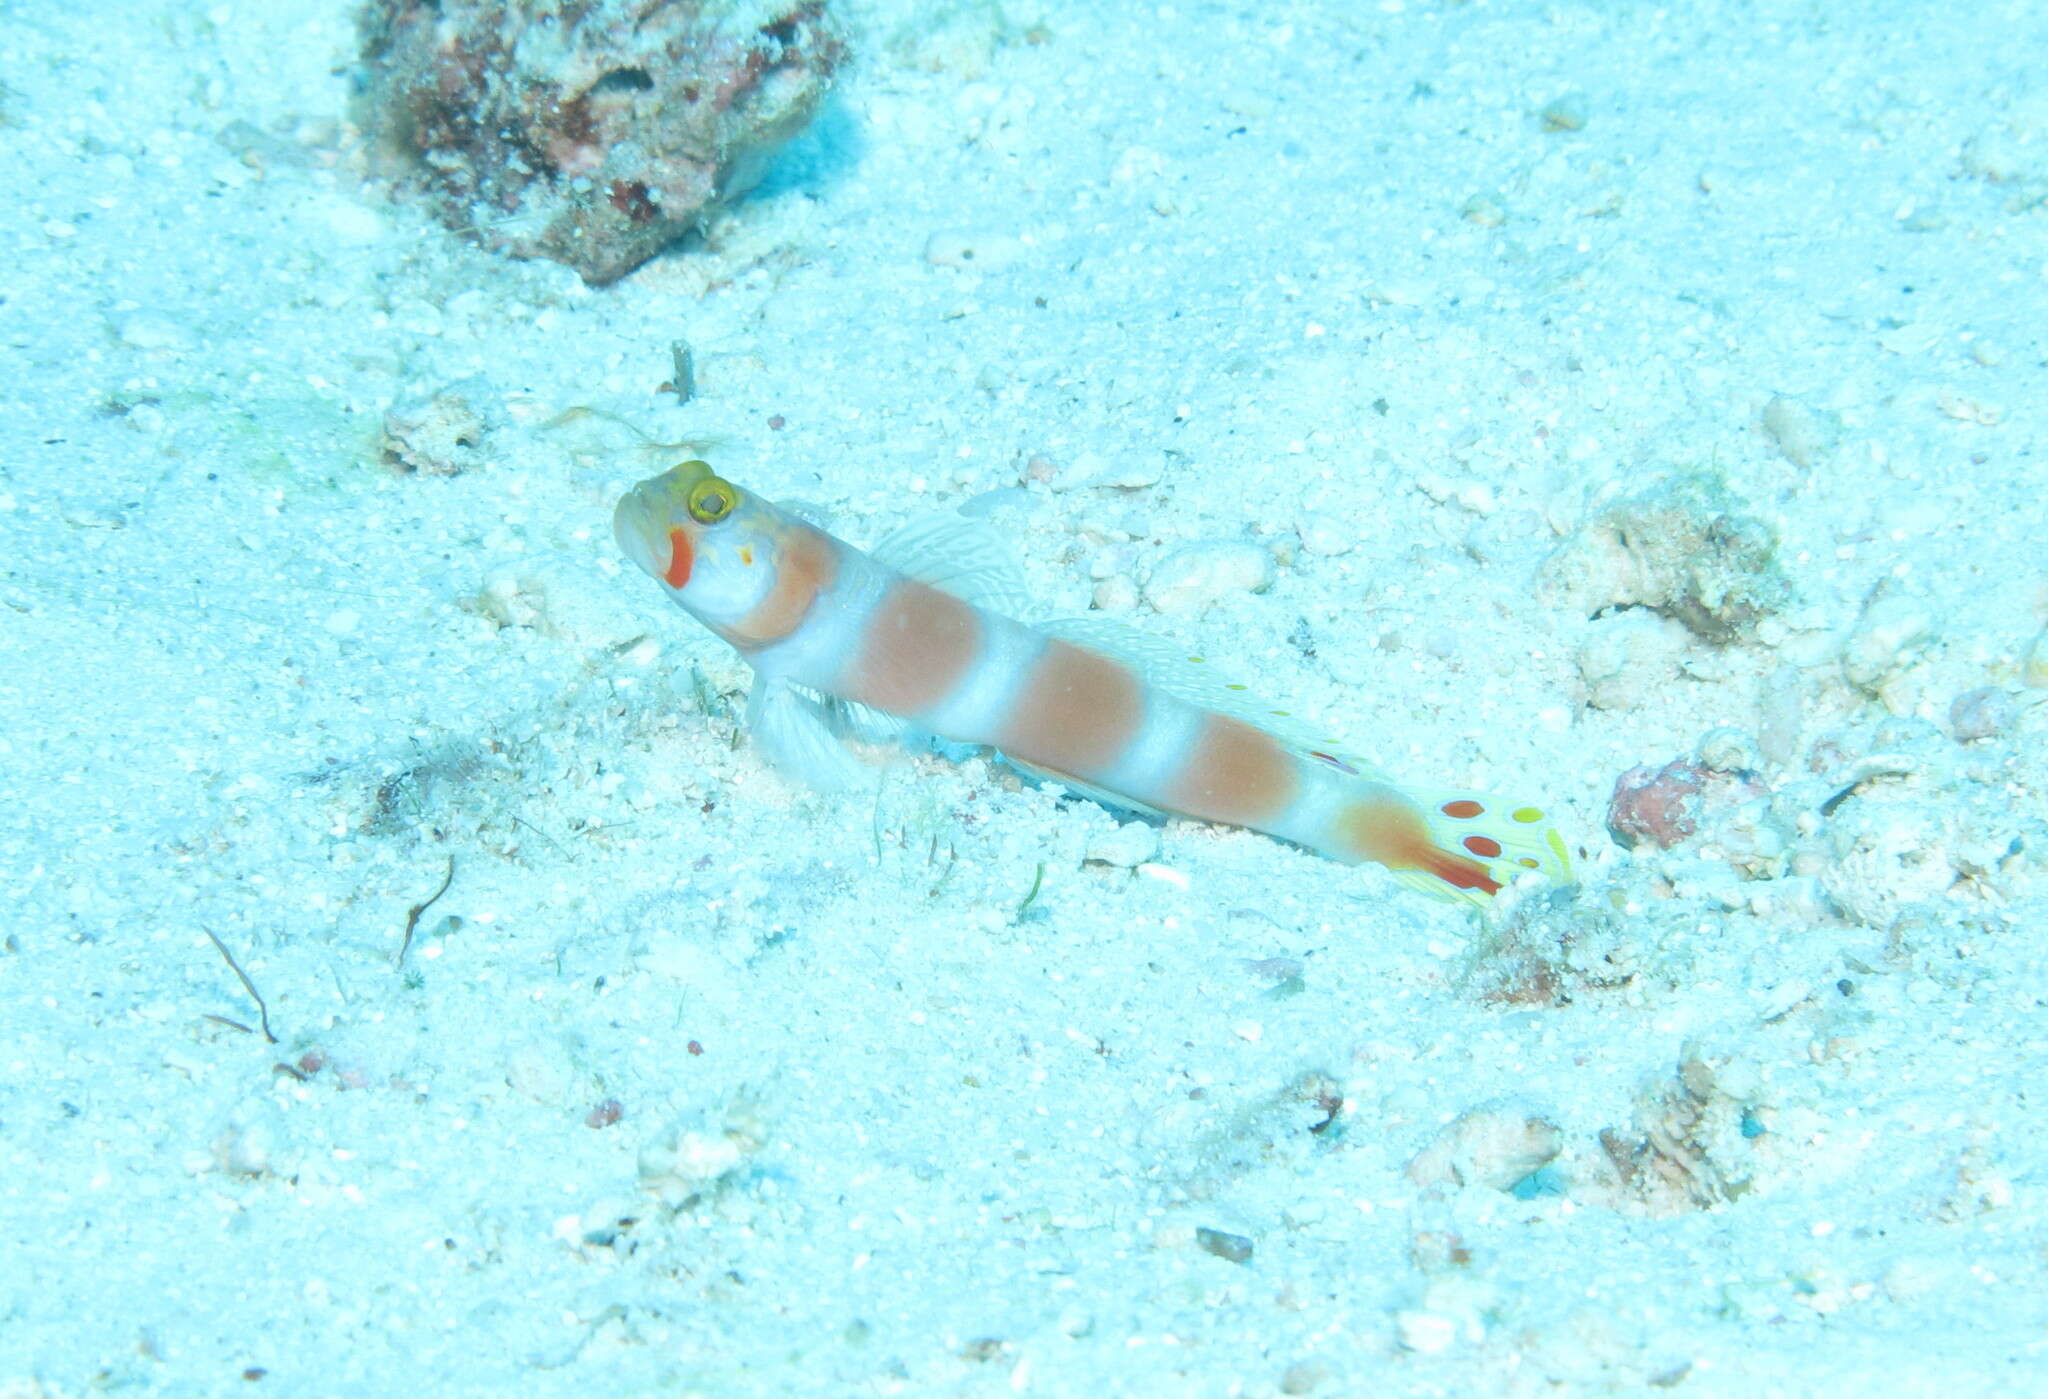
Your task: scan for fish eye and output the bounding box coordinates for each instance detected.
[686,476,736,525]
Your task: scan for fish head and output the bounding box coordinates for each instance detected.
[614,461,786,632]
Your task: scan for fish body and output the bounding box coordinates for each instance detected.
[614,461,1572,905]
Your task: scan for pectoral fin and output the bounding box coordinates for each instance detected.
[746,677,872,792]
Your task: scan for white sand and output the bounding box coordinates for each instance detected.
[3,0,2045,1394]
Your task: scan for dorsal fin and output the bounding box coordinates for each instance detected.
[868,513,1035,618]
[1038,615,1386,781]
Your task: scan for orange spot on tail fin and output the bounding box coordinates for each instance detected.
[1412,843,1503,895]
[1335,795,1502,901]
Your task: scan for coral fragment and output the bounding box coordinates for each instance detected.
[356,0,846,284]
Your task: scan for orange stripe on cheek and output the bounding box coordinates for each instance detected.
[726,524,838,649]
[1163,715,1299,827]
[842,580,982,716]
[997,641,1143,778]
[663,528,693,588]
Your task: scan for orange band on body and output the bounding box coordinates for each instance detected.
[1163,714,1300,828]
[997,641,1144,778]
[843,579,983,716]
[727,523,839,650]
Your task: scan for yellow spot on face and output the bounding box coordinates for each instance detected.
[1511,807,1545,823]
[740,546,754,565]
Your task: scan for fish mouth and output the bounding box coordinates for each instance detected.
[612,481,674,583]
[616,462,720,587]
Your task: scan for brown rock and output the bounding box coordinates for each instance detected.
[1606,757,1768,851]
[357,0,846,284]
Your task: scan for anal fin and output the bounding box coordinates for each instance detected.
[1002,754,1167,820]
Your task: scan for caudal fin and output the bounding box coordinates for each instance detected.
[1408,788,1574,905]
[1337,786,1574,906]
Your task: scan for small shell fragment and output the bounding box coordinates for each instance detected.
[1877,323,1942,356]
[1144,541,1275,615]
[1406,1105,1563,1192]
[1539,93,1589,132]
[1194,1227,1255,1265]
[115,311,194,352]
[1084,819,1159,868]
[1758,394,1835,469]
[1948,687,2014,742]
[2023,630,2048,689]
[1842,596,1937,695]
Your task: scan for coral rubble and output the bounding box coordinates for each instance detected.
[357,0,846,284]
[1539,473,1791,645]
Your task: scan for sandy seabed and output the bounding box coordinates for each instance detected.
[3,1,2046,1395]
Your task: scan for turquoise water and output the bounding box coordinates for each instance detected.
[2,1,2044,1393]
